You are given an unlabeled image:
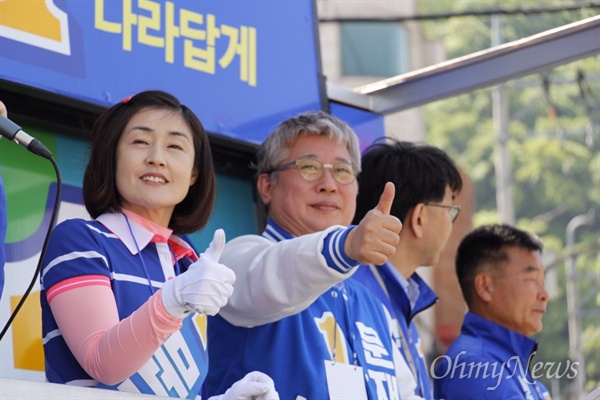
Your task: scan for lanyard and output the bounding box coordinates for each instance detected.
[167,242,182,276]
[331,283,359,367]
[368,264,427,395]
[124,212,155,295]
[122,212,182,294]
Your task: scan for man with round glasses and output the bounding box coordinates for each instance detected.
[203,111,423,399]
[352,139,463,399]
[266,157,358,185]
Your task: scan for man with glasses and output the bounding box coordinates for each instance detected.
[204,111,423,399]
[352,139,463,399]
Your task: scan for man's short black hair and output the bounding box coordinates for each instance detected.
[353,138,462,224]
[456,224,544,306]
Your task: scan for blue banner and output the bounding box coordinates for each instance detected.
[0,0,323,144]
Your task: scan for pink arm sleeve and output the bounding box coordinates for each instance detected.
[49,285,182,385]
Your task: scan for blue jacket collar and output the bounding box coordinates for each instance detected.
[380,262,438,321]
[463,312,538,366]
[262,218,294,242]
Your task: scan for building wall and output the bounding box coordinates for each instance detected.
[317,0,446,143]
[431,170,475,355]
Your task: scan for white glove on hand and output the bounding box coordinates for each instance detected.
[208,371,279,400]
[161,229,235,318]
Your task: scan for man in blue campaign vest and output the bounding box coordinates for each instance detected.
[352,139,463,399]
[204,111,424,399]
[433,224,552,399]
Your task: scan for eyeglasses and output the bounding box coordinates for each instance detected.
[425,203,461,223]
[266,158,358,185]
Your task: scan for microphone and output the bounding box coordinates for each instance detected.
[0,115,53,159]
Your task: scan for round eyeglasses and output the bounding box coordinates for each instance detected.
[425,203,461,223]
[266,158,358,185]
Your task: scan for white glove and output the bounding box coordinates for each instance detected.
[161,229,235,318]
[208,371,279,400]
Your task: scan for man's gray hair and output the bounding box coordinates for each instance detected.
[255,110,361,178]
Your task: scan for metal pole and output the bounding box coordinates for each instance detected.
[565,209,595,398]
[491,14,515,224]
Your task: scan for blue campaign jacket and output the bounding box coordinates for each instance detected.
[204,219,413,400]
[353,263,438,399]
[40,213,206,399]
[433,312,552,400]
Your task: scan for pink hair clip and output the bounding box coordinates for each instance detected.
[122,96,133,104]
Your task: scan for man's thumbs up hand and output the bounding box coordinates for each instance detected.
[344,182,401,265]
[375,181,395,215]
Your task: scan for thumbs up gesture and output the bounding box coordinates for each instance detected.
[161,229,236,318]
[344,182,402,265]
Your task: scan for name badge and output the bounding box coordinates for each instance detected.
[324,360,368,399]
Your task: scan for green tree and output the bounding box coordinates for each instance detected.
[418,1,600,397]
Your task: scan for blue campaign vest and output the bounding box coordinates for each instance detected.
[204,220,403,399]
[353,263,438,399]
[433,312,552,400]
[40,215,207,399]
